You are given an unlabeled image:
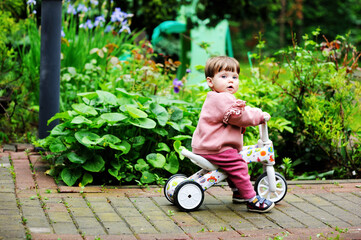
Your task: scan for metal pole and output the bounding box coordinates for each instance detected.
[38,0,62,139]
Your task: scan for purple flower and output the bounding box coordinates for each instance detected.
[111,8,125,22]
[27,0,36,5]
[119,20,131,34]
[90,0,99,5]
[94,15,105,27]
[80,19,94,29]
[186,68,191,73]
[173,78,183,93]
[67,4,77,15]
[104,25,114,33]
[61,29,65,38]
[77,4,88,13]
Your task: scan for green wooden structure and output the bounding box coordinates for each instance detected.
[151,2,233,85]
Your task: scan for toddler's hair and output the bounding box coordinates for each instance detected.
[205,56,240,78]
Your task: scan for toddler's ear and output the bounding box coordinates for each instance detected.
[206,77,214,89]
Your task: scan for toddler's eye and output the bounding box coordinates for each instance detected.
[221,75,227,78]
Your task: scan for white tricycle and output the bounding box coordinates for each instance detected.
[164,122,288,211]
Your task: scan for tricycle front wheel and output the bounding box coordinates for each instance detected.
[254,172,287,203]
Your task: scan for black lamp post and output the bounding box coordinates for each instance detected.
[38,0,62,139]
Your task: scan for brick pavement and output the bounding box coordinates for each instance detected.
[0,145,361,240]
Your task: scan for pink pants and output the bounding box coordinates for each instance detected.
[200,149,256,199]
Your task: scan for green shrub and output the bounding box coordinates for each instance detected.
[269,30,361,178]
[35,89,197,186]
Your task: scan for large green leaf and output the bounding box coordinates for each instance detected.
[150,103,169,126]
[74,131,102,147]
[130,136,145,148]
[152,128,168,136]
[173,140,184,160]
[140,171,155,184]
[100,113,127,124]
[101,134,122,145]
[108,168,121,180]
[77,92,98,100]
[116,88,151,104]
[71,116,92,125]
[49,138,67,153]
[96,90,118,106]
[128,118,156,129]
[167,121,180,131]
[47,111,73,125]
[67,152,86,164]
[81,172,93,186]
[156,142,170,152]
[109,140,131,154]
[170,107,183,121]
[60,168,82,186]
[82,155,105,172]
[50,123,71,136]
[164,151,179,174]
[171,135,192,141]
[134,159,149,172]
[125,105,148,118]
[146,153,166,168]
[72,103,98,116]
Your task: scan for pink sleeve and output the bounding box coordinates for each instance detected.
[223,102,265,127]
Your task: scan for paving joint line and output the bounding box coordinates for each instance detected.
[315,192,361,225]
[8,153,32,239]
[293,193,350,228]
[61,197,85,240]
[148,196,197,239]
[27,153,56,234]
[204,203,248,234]
[106,196,141,239]
[274,203,308,228]
[127,194,164,234]
[81,194,109,235]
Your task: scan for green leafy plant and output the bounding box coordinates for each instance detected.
[35,89,196,186]
[270,30,361,178]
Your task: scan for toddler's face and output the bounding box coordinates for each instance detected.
[207,70,239,94]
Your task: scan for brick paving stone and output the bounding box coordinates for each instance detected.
[151,219,186,234]
[75,216,106,234]
[334,192,361,206]
[9,152,28,160]
[52,222,79,235]
[206,204,257,230]
[122,216,158,234]
[0,229,26,239]
[47,211,73,223]
[102,221,133,235]
[189,230,250,240]
[85,235,137,240]
[189,207,232,232]
[136,233,191,240]
[69,207,94,217]
[108,196,134,207]
[280,202,327,228]
[266,208,305,228]
[31,233,83,240]
[320,205,361,226]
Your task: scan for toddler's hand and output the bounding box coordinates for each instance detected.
[263,112,271,122]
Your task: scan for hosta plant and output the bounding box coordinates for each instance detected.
[35,88,197,186]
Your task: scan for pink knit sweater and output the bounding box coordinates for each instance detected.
[191,91,265,154]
